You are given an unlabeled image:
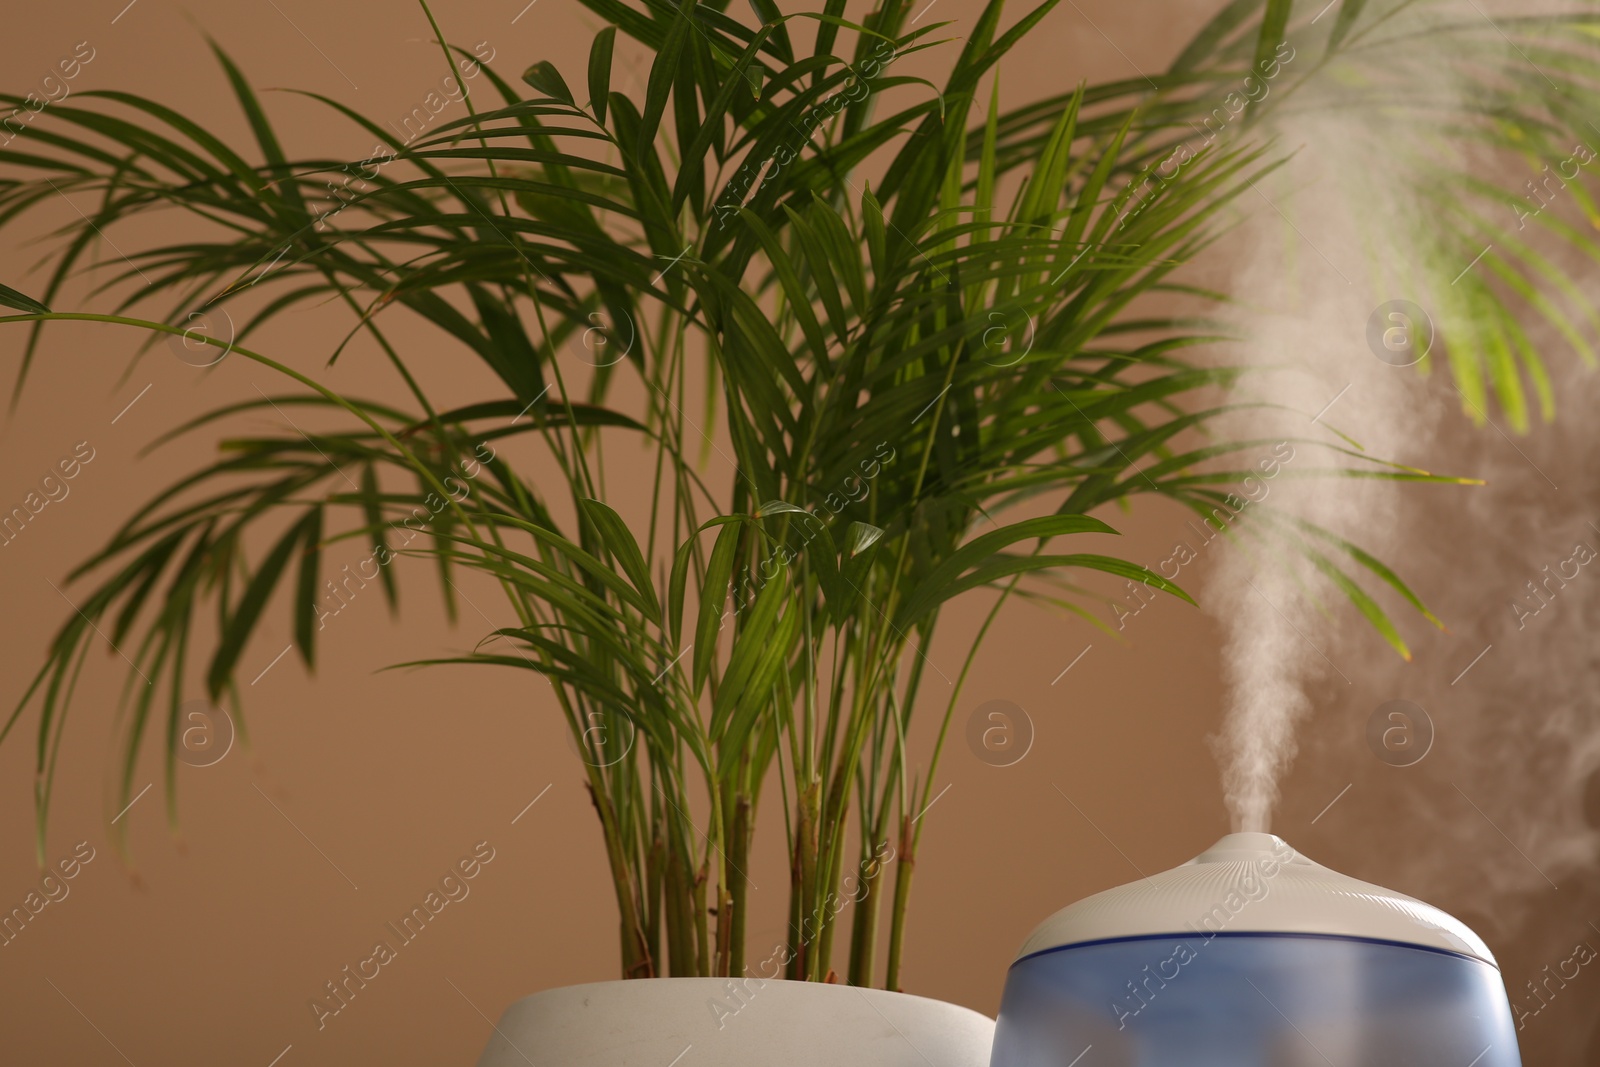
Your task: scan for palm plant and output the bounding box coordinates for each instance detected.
[2,0,1596,990]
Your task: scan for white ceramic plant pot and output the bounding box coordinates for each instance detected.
[474,977,995,1067]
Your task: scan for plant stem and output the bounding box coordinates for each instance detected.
[727,790,752,977]
[883,813,916,991]
[665,832,694,976]
[587,780,654,978]
[693,856,711,977]
[845,834,885,985]
[646,811,664,972]
[789,778,821,979]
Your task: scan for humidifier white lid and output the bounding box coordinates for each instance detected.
[1015,832,1496,967]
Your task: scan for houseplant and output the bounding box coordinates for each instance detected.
[1,0,1596,1058]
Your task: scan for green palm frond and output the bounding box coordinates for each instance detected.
[2,0,1595,987]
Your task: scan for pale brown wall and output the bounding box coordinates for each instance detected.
[1,2,1597,1065]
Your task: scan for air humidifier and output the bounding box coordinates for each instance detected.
[990,832,1521,1067]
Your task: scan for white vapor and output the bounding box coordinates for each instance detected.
[1195,1,1501,833]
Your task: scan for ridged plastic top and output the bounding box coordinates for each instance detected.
[1015,832,1496,967]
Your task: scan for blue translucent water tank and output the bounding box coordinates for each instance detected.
[990,833,1520,1067]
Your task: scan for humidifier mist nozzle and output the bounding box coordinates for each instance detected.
[1012,830,1496,965]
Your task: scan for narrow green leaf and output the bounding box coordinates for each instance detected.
[801,518,849,617]
[207,40,304,215]
[668,535,696,650]
[862,185,888,282]
[638,0,694,156]
[975,75,1000,241]
[207,511,313,698]
[0,282,50,314]
[711,570,787,738]
[670,26,774,215]
[894,514,1119,627]
[359,463,398,612]
[945,553,1193,619]
[1018,88,1080,226]
[693,522,743,692]
[1170,0,1261,73]
[846,521,884,556]
[739,208,829,364]
[784,207,851,346]
[1328,0,1368,51]
[809,194,867,313]
[588,26,617,123]
[1273,512,1445,631]
[523,61,575,105]
[1064,109,1131,251]
[745,0,795,63]
[294,506,323,668]
[1253,0,1293,78]
[1307,550,1412,660]
[719,600,798,762]
[580,499,662,619]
